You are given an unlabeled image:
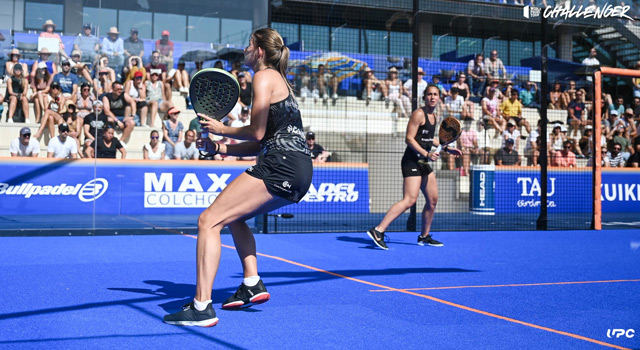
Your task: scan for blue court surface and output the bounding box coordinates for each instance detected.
[1,229,639,350]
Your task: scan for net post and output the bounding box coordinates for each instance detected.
[407,0,419,233]
[593,70,602,230]
[536,14,548,231]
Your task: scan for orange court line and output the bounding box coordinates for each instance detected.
[368,279,640,292]
[133,218,629,350]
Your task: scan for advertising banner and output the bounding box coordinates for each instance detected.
[0,159,369,216]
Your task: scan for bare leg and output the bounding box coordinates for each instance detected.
[195,173,291,302]
[419,172,438,237]
[376,176,421,232]
[21,97,30,121]
[140,106,149,127]
[149,100,158,125]
[8,96,17,121]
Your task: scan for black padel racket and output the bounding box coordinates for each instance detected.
[434,117,462,156]
[189,68,240,154]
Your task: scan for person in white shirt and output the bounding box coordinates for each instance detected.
[582,48,600,67]
[403,67,428,105]
[173,129,198,160]
[143,130,166,160]
[444,87,464,119]
[231,107,251,128]
[10,127,41,157]
[502,119,521,149]
[47,123,78,158]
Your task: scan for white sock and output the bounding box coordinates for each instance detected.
[243,275,260,287]
[193,298,212,311]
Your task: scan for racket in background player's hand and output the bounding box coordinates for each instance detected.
[189,68,240,156]
[433,117,463,158]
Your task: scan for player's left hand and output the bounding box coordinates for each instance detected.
[198,113,225,134]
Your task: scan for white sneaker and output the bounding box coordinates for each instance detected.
[8,118,13,124]
[180,87,188,93]
[120,140,127,149]
[332,94,338,99]
[26,119,31,123]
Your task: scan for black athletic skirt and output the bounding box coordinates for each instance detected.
[401,150,433,178]
[246,151,313,203]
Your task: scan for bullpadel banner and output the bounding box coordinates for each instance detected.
[0,159,369,216]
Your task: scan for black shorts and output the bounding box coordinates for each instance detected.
[509,116,523,125]
[246,151,313,203]
[401,153,433,178]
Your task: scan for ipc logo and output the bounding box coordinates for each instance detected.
[78,178,109,202]
[607,329,635,339]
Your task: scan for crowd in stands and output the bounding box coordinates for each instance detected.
[2,21,639,168]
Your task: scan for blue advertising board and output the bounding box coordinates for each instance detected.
[492,167,640,214]
[0,159,369,216]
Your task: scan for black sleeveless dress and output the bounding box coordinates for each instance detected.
[245,91,313,203]
[400,107,436,177]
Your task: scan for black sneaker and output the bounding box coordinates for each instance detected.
[366,227,389,250]
[222,280,270,310]
[163,301,219,327]
[417,234,444,247]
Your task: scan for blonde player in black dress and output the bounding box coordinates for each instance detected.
[367,85,460,250]
[164,28,312,327]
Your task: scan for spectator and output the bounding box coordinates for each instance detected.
[146,51,170,100]
[30,48,57,79]
[502,119,521,150]
[524,119,542,166]
[169,61,190,94]
[578,124,593,158]
[458,120,481,176]
[549,123,566,158]
[482,87,506,134]
[93,55,117,86]
[69,50,93,84]
[622,108,638,139]
[519,81,538,108]
[607,94,625,116]
[173,129,198,160]
[632,61,640,98]
[630,96,640,120]
[102,81,135,143]
[581,48,600,80]
[40,19,69,60]
[6,64,30,123]
[188,114,202,133]
[238,72,252,107]
[548,81,567,110]
[608,122,633,161]
[163,107,184,160]
[101,27,125,72]
[467,54,486,97]
[47,123,78,159]
[155,30,174,70]
[230,60,250,82]
[73,23,100,63]
[29,62,51,123]
[125,71,150,126]
[317,64,338,102]
[452,73,472,101]
[295,66,312,102]
[33,94,71,139]
[306,131,331,163]
[85,126,126,159]
[604,143,625,167]
[143,130,166,160]
[626,136,640,167]
[552,140,577,167]
[53,59,79,97]
[123,28,144,64]
[444,87,465,120]
[385,67,411,118]
[124,55,146,83]
[361,67,387,105]
[432,75,447,97]
[58,100,82,152]
[500,89,531,133]
[484,50,507,82]
[495,138,520,165]
[563,80,577,104]
[567,90,588,139]
[10,127,40,157]
[83,100,113,148]
[403,66,428,104]
[76,82,95,119]
[146,69,174,123]
[94,67,113,98]
[5,49,29,79]
[231,106,251,128]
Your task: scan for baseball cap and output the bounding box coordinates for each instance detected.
[61,58,70,66]
[625,108,634,115]
[58,123,70,133]
[506,138,515,144]
[241,106,250,113]
[150,69,162,76]
[83,23,91,29]
[50,82,61,90]
[38,61,47,69]
[131,27,138,33]
[585,125,593,130]
[611,109,619,116]
[167,107,180,115]
[162,30,170,36]
[507,119,516,126]
[20,127,31,135]
[560,125,568,132]
[238,72,245,78]
[306,131,315,139]
[134,71,144,78]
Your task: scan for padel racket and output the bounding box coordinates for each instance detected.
[434,117,463,156]
[189,68,240,154]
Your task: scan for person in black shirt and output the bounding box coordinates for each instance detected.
[85,126,126,158]
[83,100,116,148]
[495,138,520,165]
[238,72,252,107]
[306,131,330,163]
